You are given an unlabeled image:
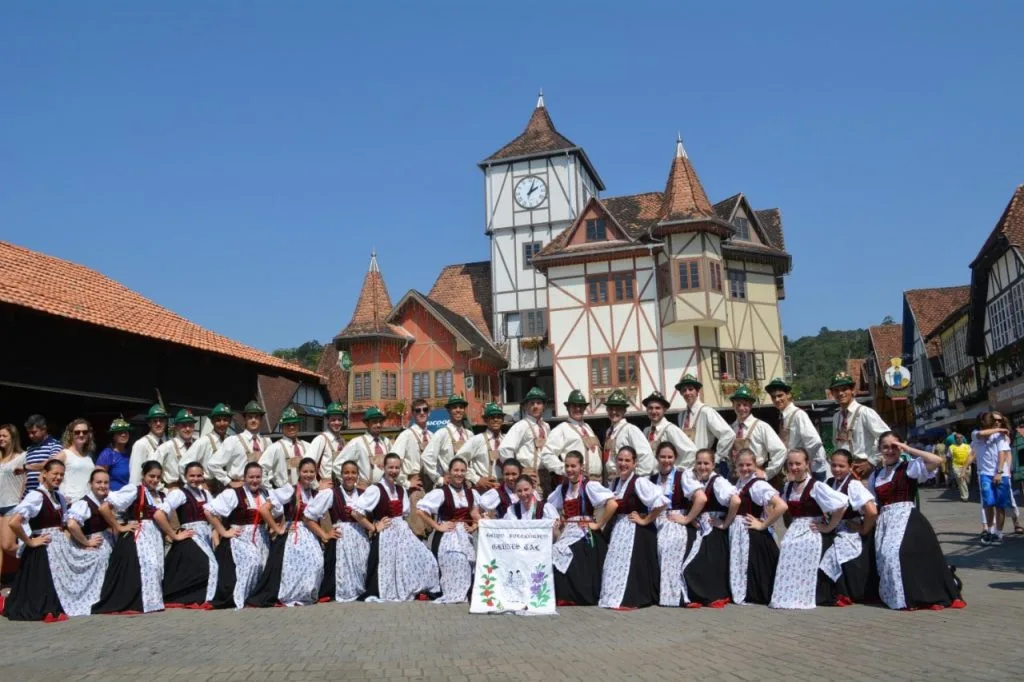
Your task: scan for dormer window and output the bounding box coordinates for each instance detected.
[586,218,606,242]
[732,216,750,240]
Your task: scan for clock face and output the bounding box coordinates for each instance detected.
[514,176,548,209]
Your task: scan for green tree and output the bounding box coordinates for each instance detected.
[787,328,869,401]
[272,340,325,371]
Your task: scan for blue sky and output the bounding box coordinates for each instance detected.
[3,3,1022,352]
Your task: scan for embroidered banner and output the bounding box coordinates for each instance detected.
[470,519,556,615]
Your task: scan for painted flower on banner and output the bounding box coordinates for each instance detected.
[529,563,551,609]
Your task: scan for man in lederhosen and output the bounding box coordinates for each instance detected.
[421,394,471,487]
[498,387,550,485]
[310,402,346,484]
[390,397,431,535]
[765,377,828,481]
[539,389,603,485]
[728,385,787,484]
[675,373,734,467]
[642,390,696,469]
[259,406,307,487]
[338,405,392,487]
[830,371,890,479]
[603,389,655,478]
[190,402,233,493]
[208,400,272,488]
[128,403,168,485]
[457,402,506,491]
[152,408,197,490]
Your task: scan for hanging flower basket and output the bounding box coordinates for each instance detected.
[520,336,546,350]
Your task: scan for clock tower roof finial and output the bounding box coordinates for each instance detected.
[658,131,714,222]
[537,88,544,109]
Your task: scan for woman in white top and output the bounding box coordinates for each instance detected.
[207,462,270,610]
[246,457,324,607]
[304,460,370,602]
[730,449,786,606]
[48,468,114,616]
[770,449,849,610]
[416,457,481,604]
[598,446,668,610]
[0,423,26,587]
[92,461,189,615]
[547,451,617,606]
[54,418,96,503]
[649,442,706,607]
[683,449,741,608]
[503,474,559,522]
[352,453,440,602]
[156,462,218,609]
[820,449,879,605]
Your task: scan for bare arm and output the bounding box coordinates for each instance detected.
[99,502,137,534]
[259,501,283,536]
[350,509,377,536]
[154,509,192,542]
[205,509,238,539]
[748,494,788,531]
[896,442,944,471]
[10,513,48,548]
[66,518,103,549]
[814,508,846,534]
[304,516,339,542]
[718,494,741,529]
[590,498,618,532]
[674,489,706,525]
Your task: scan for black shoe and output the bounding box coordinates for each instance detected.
[980,532,993,545]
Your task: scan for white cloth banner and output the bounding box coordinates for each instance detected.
[470,519,556,615]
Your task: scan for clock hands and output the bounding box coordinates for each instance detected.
[527,183,538,196]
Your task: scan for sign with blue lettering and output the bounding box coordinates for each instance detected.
[413,408,450,433]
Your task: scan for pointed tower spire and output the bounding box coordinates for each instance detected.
[659,132,713,223]
[334,251,396,342]
[536,88,545,109]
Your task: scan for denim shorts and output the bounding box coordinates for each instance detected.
[980,474,1012,508]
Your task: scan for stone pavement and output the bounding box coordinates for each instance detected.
[2,488,1022,682]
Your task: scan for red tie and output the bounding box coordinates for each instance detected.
[737,423,745,439]
[421,430,430,448]
[252,435,261,453]
[683,409,691,429]
[648,428,657,443]
[293,441,301,458]
[374,439,384,456]
[840,410,848,432]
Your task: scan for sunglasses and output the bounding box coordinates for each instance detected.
[413,407,430,414]
[73,430,91,436]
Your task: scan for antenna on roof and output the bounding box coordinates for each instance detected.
[536,88,545,108]
[675,131,687,159]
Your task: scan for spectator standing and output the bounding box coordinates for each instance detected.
[972,412,1014,545]
[948,433,972,502]
[22,414,62,497]
[933,438,947,487]
[94,417,132,491]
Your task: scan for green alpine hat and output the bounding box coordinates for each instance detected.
[523,387,547,403]
[829,371,856,390]
[279,406,302,425]
[108,416,132,434]
[483,402,504,418]
[764,377,792,394]
[603,389,630,408]
[209,403,232,419]
[363,406,385,422]
[674,373,702,391]
[325,402,345,416]
[642,390,670,408]
[729,385,756,403]
[173,408,197,426]
[563,389,588,407]
[145,404,169,420]
[242,400,266,415]
[446,394,469,408]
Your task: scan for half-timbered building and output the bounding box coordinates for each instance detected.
[968,184,1024,417]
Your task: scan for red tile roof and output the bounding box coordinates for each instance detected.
[0,240,319,379]
[315,345,348,403]
[482,104,577,163]
[973,184,1024,264]
[335,252,409,341]
[846,358,868,395]
[904,286,971,357]
[427,261,494,341]
[658,141,715,222]
[603,192,665,235]
[258,374,299,432]
[868,324,904,381]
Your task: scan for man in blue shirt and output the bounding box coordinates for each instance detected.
[22,414,63,497]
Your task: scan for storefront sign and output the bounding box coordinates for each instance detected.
[989,375,1024,414]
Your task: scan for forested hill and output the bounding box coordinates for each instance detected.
[786,327,870,400]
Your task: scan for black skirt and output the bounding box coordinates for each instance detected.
[684,527,731,606]
[553,528,607,606]
[211,539,238,610]
[834,530,879,604]
[3,544,64,622]
[899,509,963,608]
[815,531,838,606]
[92,533,144,614]
[744,528,779,605]
[616,520,660,609]
[361,533,382,600]
[245,535,287,608]
[318,539,337,602]
[163,539,212,607]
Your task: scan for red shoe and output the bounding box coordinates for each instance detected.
[834,595,854,607]
[684,602,702,609]
[951,599,967,609]
[556,599,577,607]
[708,598,731,609]
[42,612,68,623]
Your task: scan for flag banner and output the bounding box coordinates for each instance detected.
[470,519,556,615]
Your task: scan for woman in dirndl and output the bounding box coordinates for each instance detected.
[48,468,114,616]
[304,460,370,602]
[649,442,706,607]
[2,459,68,622]
[352,453,440,602]
[416,457,480,603]
[682,449,740,608]
[207,462,270,609]
[547,451,617,606]
[729,449,786,606]
[246,457,324,607]
[157,461,218,609]
[598,446,667,610]
[820,449,879,605]
[503,474,559,522]
[769,449,849,610]
[869,432,965,610]
[92,461,186,615]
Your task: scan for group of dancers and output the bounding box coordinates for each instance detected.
[0,372,966,621]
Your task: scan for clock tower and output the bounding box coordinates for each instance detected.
[478,92,604,412]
